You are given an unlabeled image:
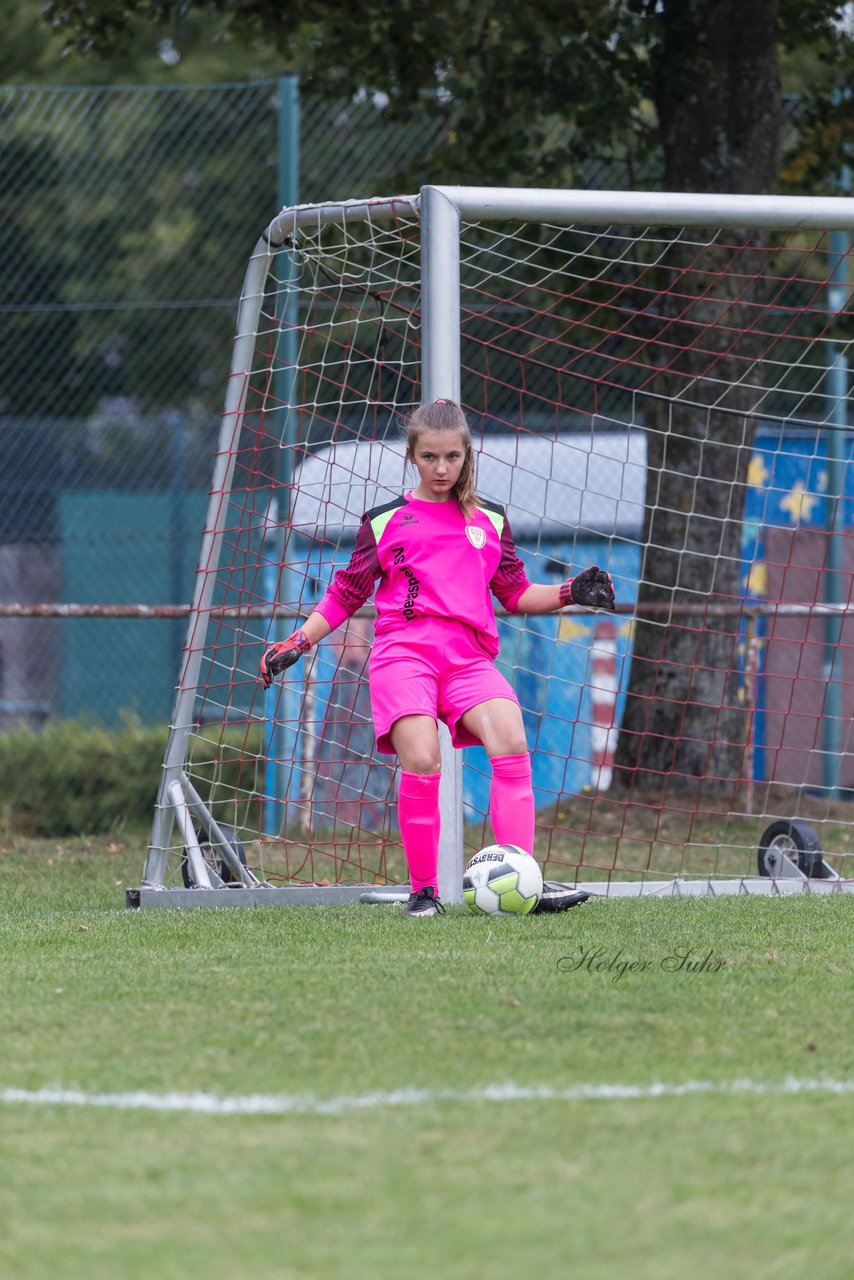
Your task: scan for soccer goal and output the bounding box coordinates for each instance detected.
[131,185,854,908]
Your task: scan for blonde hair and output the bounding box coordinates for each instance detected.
[403,399,477,517]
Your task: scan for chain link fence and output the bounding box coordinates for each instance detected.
[0,80,818,744]
[0,78,445,727]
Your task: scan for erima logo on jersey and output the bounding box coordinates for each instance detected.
[465,526,486,549]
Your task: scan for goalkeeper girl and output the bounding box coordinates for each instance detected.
[261,399,615,917]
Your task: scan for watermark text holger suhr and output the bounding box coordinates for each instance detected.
[557,946,726,984]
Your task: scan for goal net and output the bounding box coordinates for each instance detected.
[136,187,854,907]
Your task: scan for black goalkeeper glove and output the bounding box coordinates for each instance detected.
[559,566,616,611]
[259,629,311,688]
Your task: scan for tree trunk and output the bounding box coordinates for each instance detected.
[613,0,781,792]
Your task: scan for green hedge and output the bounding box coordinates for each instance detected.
[0,720,261,838]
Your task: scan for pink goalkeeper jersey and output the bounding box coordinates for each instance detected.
[315,493,531,659]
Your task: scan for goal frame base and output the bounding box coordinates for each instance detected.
[126,883,412,909]
[124,875,854,909]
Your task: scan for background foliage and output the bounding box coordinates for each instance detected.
[42,0,854,193]
[0,718,267,836]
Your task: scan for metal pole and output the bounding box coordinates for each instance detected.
[427,186,854,232]
[262,495,281,835]
[421,185,464,902]
[266,74,301,834]
[821,124,851,797]
[168,410,187,685]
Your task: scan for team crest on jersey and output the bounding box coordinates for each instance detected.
[465,525,486,549]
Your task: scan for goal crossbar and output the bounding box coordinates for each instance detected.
[265,188,854,244]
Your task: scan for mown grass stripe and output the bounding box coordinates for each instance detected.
[2,1077,853,1117]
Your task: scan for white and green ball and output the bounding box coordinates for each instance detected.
[463,844,543,916]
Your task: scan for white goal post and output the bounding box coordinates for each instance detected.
[132,185,854,908]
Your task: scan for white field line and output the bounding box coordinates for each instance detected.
[1,1078,853,1117]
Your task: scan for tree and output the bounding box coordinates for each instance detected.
[44,1,854,188]
[45,0,854,790]
[0,80,278,420]
[4,0,284,86]
[616,2,784,790]
[1,2,289,424]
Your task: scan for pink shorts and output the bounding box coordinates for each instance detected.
[369,617,519,754]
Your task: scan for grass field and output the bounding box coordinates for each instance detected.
[2,833,854,1279]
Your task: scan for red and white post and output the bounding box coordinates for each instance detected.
[589,619,618,792]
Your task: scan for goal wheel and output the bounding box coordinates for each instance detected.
[757,820,822,878]
[181,824,247,888]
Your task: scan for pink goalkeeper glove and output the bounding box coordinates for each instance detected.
[259,629,311,688]
[559,566,616,611]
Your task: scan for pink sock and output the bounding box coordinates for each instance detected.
[490,753,535,856]
[398,771,441,892]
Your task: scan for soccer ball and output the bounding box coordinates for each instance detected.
[463,844,543,916]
